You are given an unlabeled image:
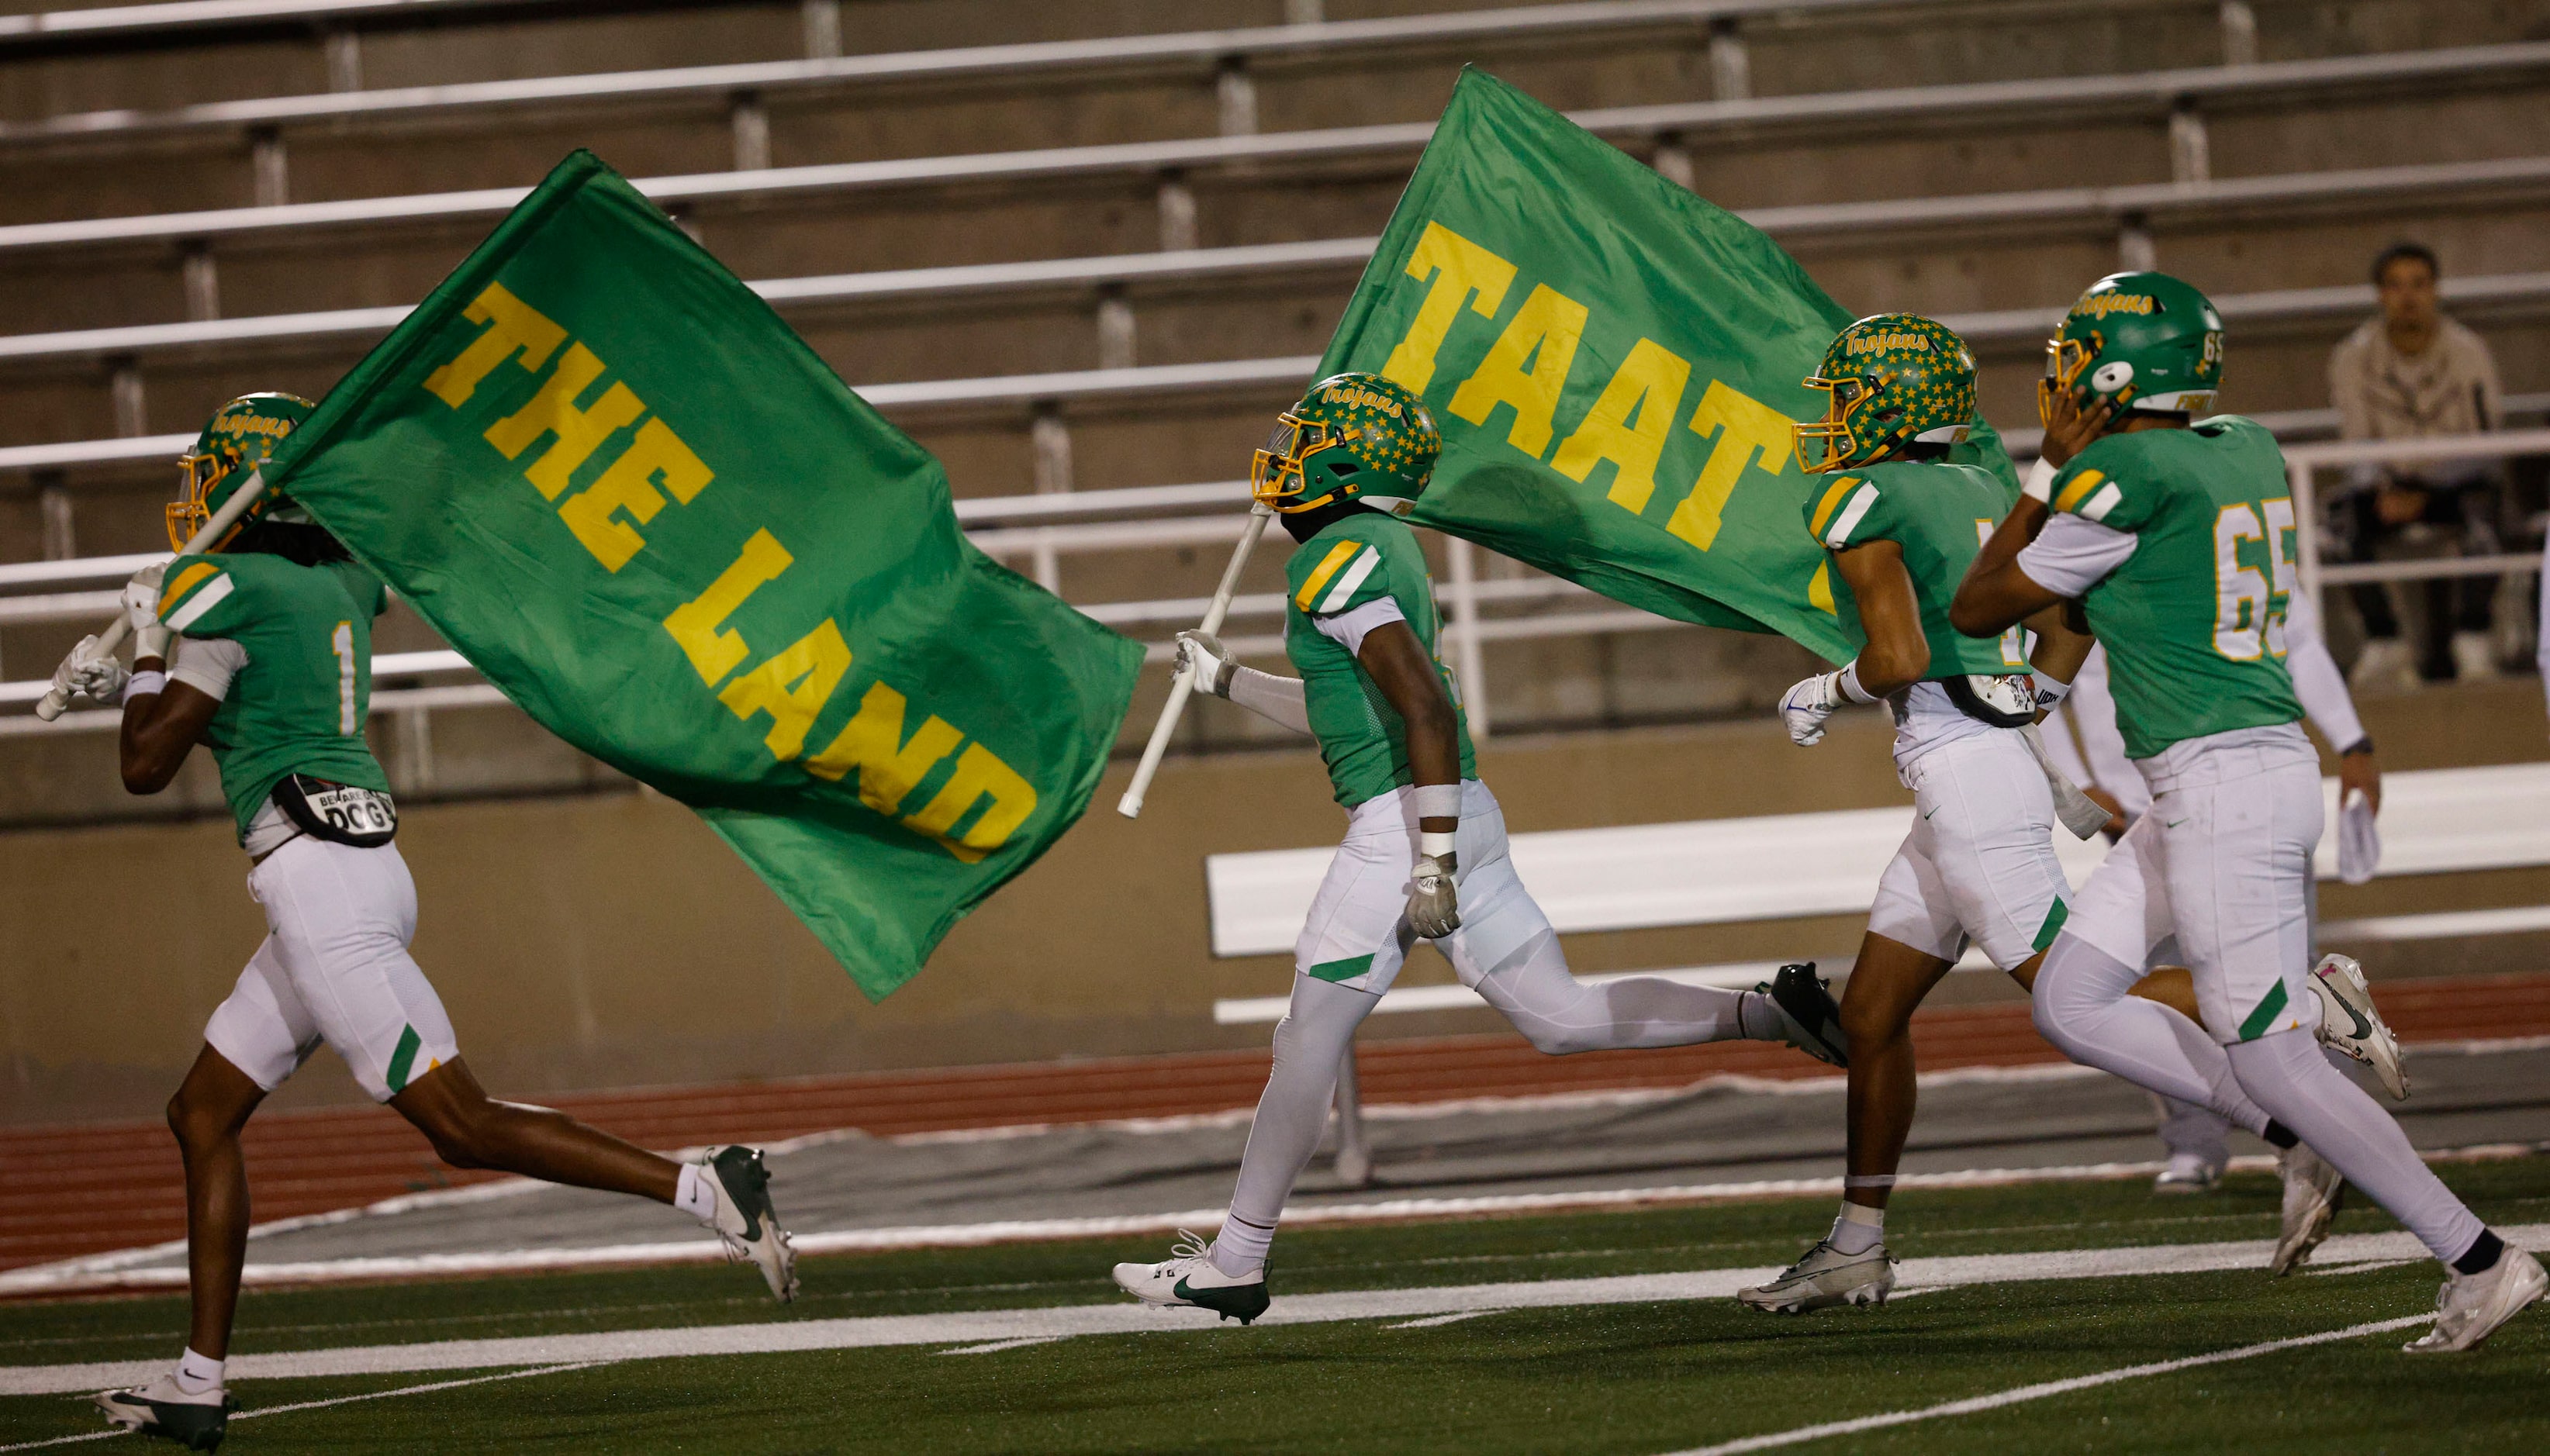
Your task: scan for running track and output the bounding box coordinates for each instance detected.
[10,971,2546,1277]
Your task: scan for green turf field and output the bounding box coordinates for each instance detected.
[6,1158,2547,1453]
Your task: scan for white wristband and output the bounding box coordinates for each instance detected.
[2030,668,2071,707]
[1411,783,1462,820]
[1833,662,1878,705]
[2022,456,2059,503]
[1418,830,1456,859]
[123,670,167,702]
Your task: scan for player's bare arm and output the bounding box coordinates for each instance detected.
[117,672,220,795]
[1360,616,1463,937]
[1833,540,1930,697]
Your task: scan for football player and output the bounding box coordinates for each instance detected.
[1111,372,1849,1323]
[1954,274,2543,1352]
[57,396,800,1450]
[1736,314,2099,1313]
[2044,592,2403,1196]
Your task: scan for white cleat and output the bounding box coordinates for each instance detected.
[94,1375,234,1451]
[1111,1230,1270,1323]
[2272,1142,2345,1275]
[2404,1246,2547,1353]
[2311,954,2408,1100]
[1736,1240,1896,1314]
[2152,1152,2223,1196]
[697,1145,798,1302]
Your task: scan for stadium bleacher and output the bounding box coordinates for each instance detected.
[2,0,2545,1111]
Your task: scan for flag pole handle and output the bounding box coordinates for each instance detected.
[33,469,271,722]
[1117,503,1274,819]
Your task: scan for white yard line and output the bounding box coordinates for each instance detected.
[935,1337,1064,1355]
[1385,1310,1507,1330]
[0,1362,610,1452]
[1657,1316,2433,1455]
[6,1225,2538,1399]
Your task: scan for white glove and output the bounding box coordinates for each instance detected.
[1779,671,1844,746]
[58,635,131,705]
[123,563,172,661]
[1177,629,1238,698]
[1405,853,1461,938]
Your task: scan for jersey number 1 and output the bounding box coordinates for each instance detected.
[333,621,357,736]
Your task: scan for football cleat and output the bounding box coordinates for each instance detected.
[2310,954,2408,1101]
[2152,1153,2222,1196]
[2271,1142,2345,1275]
[1112,1230,1271,1324]
[1758,962,1849,1068]
[2404,1246,2547,1353]
[95,1375,236,1451]
[698,1145,797,1302]
[1737,1239,1896,1314]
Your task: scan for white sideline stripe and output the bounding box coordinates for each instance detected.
[1659,1316,2431,1455]
[6,1225,2539,1398]
[9,1066,2535,1299]
[936,1337,1063,1356]
[2321,904,2550,942]
[0,1362,611,1452]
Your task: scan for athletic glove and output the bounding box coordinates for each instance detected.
[123,564,172,661]
[63,635,132,704]
[1405,853,1461,938]
[1778,671,1844,747]
[1177,629,1239,698]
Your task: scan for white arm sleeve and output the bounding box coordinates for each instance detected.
[2014,512,2140,598]
[1227,666,1311,736]
[169,636,247,702]
[2068,645,2151,819]
[1311,597,1407,657]
[2280,588,2365,750]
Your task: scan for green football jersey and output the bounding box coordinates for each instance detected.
[2046,416,2304,758]
[156,551,393,839]
[1281,512,1478,809]
[1805,458,2027,679]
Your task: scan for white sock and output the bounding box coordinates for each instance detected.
[1210,1216,1273,1278]
[1829,1202,1885,1256]
[674,1162,718,1222]
[173,1347,225,1395]
[1217,974,1380,1278]
[2227,1027,2486,1263]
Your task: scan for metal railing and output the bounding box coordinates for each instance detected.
[2288,429,2550,606]
[9,43,2548,256]
[10,156,2546,371]
[12,423,2545,745]
[9,272,2550,481]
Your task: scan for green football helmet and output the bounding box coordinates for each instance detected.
[169,392,314,552]
[1792,313,1976,474]
[2040,271,2223,429]
[1251,372,1442,518]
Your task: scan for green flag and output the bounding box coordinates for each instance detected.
[1319,68,2014,662]
[258,150,1142,999]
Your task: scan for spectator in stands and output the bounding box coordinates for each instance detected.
[2327,242,2507,693]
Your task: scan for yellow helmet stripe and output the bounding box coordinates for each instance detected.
[1293,540,1363,611]
[157,561,222,617]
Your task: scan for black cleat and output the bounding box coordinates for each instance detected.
[1760,961,1849,1068]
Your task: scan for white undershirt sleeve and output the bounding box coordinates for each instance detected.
[1311,598,1407,657]
[2015,512,2140,599]
[1226,667,1311,736]
[2280,588,2365,750]
[169,636,247,702]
